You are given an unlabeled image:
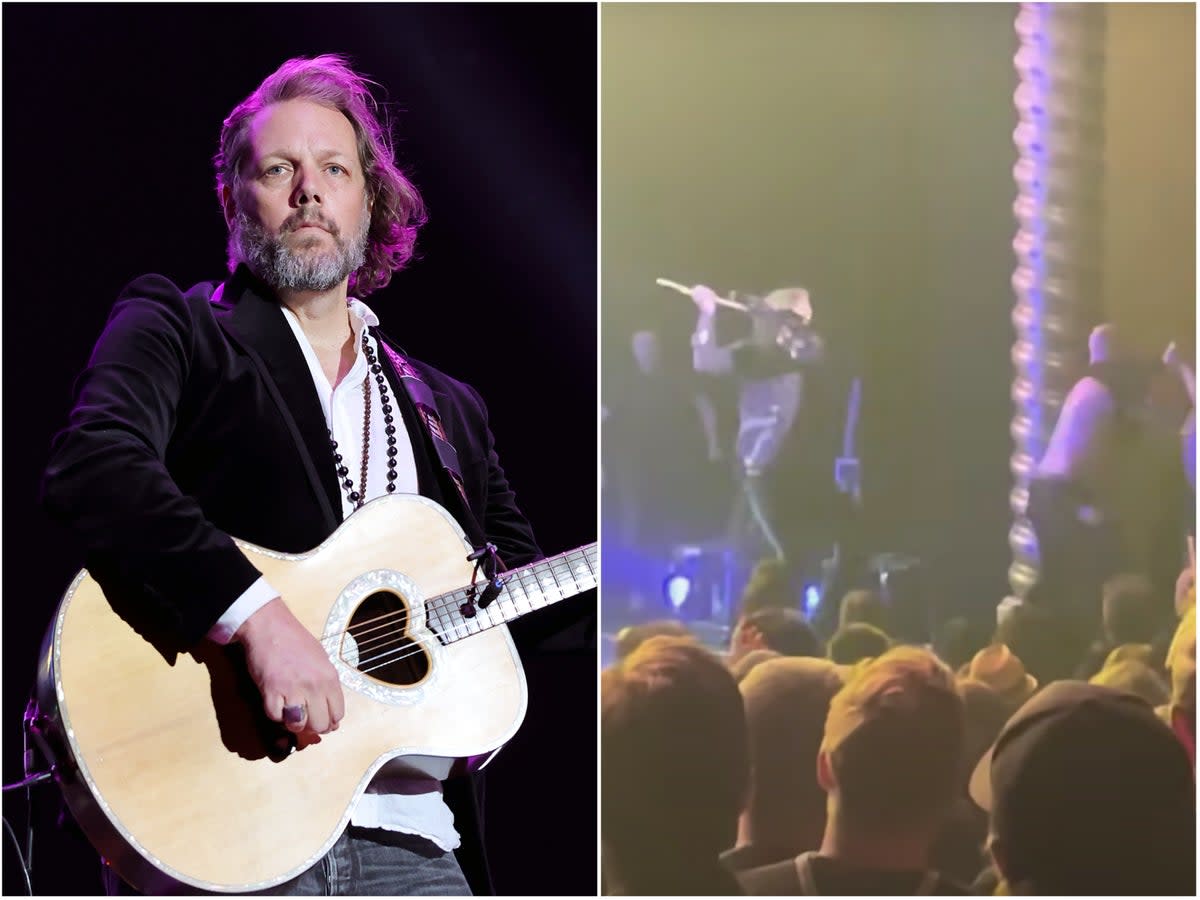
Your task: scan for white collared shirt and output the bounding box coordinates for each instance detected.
[207,293,460,851]
[280,298,420,517]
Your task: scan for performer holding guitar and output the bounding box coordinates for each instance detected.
[685,281,828,566]
[38,54,590,896]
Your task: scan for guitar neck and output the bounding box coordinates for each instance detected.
[426,544,597,644]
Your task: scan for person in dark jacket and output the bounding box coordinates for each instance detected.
[41,53,587,896]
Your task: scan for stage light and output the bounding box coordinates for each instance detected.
[803,583,821,617]
[663,572,691,611]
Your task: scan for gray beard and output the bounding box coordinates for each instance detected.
[230,207,369,293]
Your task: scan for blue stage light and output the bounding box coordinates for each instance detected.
[663,573,691,611]
[803,583,821,617]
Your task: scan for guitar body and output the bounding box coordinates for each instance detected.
[35,495,529,894]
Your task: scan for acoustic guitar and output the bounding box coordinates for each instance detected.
[31,494,596,894]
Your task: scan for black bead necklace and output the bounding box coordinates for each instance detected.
[329,332,400,510]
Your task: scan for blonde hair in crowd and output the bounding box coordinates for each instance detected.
[601,636,749,880]
[821,646,965,830]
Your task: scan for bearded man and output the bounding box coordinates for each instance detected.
[40,55,547,896]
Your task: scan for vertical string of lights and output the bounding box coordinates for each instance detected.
[1007,3,1106,609]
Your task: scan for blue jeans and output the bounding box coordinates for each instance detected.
[104,828,472,896]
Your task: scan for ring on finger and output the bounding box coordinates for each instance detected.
[282,703,308,726]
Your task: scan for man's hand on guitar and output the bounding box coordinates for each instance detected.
[235,597,345,736]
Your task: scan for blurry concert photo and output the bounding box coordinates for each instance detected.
[600,4,1195,896]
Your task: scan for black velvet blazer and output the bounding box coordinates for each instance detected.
[40,265,541,653]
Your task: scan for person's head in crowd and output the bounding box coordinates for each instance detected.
[729,648,782,683]
[993,599,1079,683]
[964,644,1038,714]
[838,589,887,633]
[970,682,1195,895]
[1077,636,1163,684]
[729,558,797,663]
[602,636,749,895]
[735,657,844,865]
[956,679,1013,781]
[827,622,890,666]
[1102,641,1158,671]
[739,558,793,616]
[614,619,694,661]
[734,607,821,661]
[1101,573,1159,646]
[1089,659,1170,708]
[818,647,965,864]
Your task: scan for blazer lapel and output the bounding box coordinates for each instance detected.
[213,266,342,533]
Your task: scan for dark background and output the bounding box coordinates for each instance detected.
[2,3,596,895]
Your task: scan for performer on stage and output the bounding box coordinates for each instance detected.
[39,54,580,896]
[689,283,827,565]
[1026,323,1144,640]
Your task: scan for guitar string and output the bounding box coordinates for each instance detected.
[338,562,598,672]
[322,552,597,670]
[351,566,596,676]
[321,547,597,652]
[328,556,595,657]
[348,570,599,677]
[323,550,589,648]
[318,549,596,652]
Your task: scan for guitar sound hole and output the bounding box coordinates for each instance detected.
[344,591,430,686]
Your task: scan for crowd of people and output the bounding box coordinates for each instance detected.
[603,301,1194,896]
[601,557,1197,895]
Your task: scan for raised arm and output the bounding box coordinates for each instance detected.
[690,284,741,375]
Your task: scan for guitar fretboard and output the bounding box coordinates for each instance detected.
[424,544,597,644]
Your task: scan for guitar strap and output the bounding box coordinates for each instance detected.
[377,336,501,780]
[376,338,471,509]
